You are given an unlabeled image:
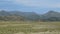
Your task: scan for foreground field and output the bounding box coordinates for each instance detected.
[0,21,60,34]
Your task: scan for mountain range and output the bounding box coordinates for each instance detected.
[0,10,60,21]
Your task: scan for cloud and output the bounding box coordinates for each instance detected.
[0,0,60,8]
[11,0,60,8]
[13,0,48,7]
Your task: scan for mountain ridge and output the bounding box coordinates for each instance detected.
[0,10,60,21]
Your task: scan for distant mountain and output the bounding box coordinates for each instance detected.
[41,11,60,21]
[43,11,60,17]
[0,10,60,21]
[0,10,11,16]
[0,10,40,21]
[9,11,37,16]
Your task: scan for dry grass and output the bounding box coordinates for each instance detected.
[0,21,60,34]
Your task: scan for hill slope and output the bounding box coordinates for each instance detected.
[0,10,60,21]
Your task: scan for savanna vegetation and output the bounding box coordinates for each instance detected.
[0,21,60,34]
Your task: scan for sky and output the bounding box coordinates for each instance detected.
[0,0,60,14]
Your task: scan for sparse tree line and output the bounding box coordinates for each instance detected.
[41,17,60,21]
[0,16,60,21]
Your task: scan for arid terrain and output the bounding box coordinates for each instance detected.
[0,21,60,34]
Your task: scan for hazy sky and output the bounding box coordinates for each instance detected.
[0,0,60,14]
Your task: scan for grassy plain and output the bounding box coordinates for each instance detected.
[0,21,60,34]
